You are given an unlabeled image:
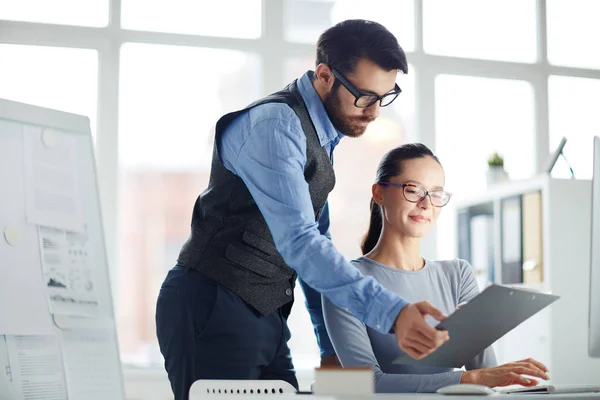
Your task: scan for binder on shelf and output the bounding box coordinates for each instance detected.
[470,214,495,289]
[522,191,543,284]
[457,209,471,262]
[501,196,523,284]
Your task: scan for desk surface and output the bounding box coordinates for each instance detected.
[193,393,600,400]
[374,394,600,400]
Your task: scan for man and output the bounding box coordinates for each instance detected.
[156,19,449,400]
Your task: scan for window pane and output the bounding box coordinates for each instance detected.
[117,43,260,364]
[0,0,107,26]
[547,0,600,69]
[549,76,600,180]
[0,45,98,138]
[284,57,315,86]
[435,75,535,260]
[423,0,537,62]
[121,0,261,38]
[284,0,415,51]
[119,44,260,171]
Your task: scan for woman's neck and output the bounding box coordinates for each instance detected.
[365,231,424,271]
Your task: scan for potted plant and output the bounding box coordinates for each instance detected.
[487,152,508,185]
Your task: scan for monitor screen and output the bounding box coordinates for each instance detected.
[590,136,600,358]
[546,136,567,175]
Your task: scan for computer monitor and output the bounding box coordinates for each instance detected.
[589,135,600,358]
[546,136,568,174]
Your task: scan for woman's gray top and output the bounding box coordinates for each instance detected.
[322,256,497,393]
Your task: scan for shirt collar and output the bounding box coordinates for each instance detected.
[296,71,345,147]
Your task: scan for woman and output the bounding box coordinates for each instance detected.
[322,143,550,393]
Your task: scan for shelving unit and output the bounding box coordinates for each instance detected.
[455,175,600,384]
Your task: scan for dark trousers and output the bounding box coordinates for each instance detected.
[156,265,298,400]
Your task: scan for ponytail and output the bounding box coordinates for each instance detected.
[361,198,383,255]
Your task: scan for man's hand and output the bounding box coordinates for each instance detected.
[394,301,449,359]
[461,358,550,387]
[456,301,468,310]
[320,354,341,367]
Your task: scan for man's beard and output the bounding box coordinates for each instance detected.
[324,87,375,138]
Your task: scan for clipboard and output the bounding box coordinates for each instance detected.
[392,284,560,368]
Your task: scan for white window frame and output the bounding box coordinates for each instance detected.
[2,0,600,362]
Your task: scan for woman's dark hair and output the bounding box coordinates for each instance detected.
[360,143,442,255]
[316,19,408,76]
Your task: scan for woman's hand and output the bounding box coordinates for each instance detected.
[461,358,550,388]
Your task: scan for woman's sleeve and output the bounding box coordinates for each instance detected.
[322,295,463,393]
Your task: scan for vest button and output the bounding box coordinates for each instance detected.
[285,288,292,296]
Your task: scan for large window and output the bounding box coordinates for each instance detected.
[121,0,262,38]
[2,0,600,377]
[0,0,108,26]
[284,0,415,51]
[546,0,600,69]
[423,0,537,62]
[117,43,260,363]
[435,75,535,260]
[0,45,98,138]
[548,76,600,179]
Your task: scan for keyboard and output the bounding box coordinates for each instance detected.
[499,384,600,395]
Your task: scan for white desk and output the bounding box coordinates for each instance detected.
[192,393,600,400]
[372,395,600,400]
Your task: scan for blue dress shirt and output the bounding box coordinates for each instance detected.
[218,71,409,356]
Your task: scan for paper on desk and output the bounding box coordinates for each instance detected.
[5,335,68,400]
[0,336,17,400]
[38,226,98,317]
[23,125,84,233]
[0,120,54,336]
[58,326,124,400]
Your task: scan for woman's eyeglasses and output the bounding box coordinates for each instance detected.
[378,182,452,207]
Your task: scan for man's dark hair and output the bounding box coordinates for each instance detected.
[316,19,408,75]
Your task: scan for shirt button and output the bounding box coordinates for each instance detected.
[376,324,381,330]
[285,288,292,296]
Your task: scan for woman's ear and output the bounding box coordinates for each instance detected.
[372,183,385,206]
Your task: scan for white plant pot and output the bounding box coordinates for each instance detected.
[487,166,509,185]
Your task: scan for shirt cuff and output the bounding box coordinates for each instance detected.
[364,292,410,334]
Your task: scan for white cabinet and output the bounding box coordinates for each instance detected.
[456,176,600,384]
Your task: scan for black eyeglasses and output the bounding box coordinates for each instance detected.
[378,182,452,207]
[331,68,401,108]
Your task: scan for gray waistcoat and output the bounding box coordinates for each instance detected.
[177,80,336,316]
